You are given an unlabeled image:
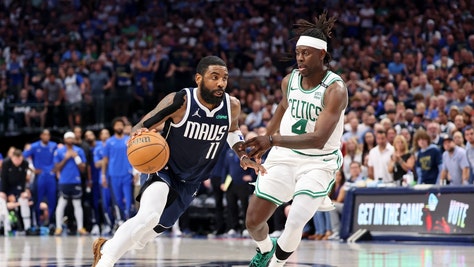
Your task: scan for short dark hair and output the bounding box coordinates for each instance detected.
[196,56,226,76]
[112,117,125,127]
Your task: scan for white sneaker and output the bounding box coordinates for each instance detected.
[225,229,238,237]
[91,224,100,236]
[319,196,336,211]
[328,231,340,240]
[241,229,250,238]
[270,230,282,238]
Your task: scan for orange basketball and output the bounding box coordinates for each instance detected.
[127,131,170,174]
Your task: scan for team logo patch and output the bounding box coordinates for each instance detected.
[314,91,322,99]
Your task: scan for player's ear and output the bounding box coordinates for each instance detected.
[195,73,202,86]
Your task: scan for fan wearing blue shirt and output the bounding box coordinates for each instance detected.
[23,129,58,226]
[102,118,133,221]
[53,131,87,235]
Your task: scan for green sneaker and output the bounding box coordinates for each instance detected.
[249,237,277,267]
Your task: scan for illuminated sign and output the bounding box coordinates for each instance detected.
[352,192,474,234]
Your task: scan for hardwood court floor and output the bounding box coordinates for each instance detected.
[1,235,473,267]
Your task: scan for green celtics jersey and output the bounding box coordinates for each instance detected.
[280,69,345,156]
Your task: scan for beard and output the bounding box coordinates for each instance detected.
[200,80,224,106]
[115,129,124,135]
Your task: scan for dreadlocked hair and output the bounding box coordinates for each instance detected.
[290,11,337,65]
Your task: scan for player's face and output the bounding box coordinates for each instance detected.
[295,45,325,77]
[199,65,228,106]
[40,130,50,143]
[114,121,124,135]
[100,129,110,141]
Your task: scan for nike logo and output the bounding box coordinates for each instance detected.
[323,158,331,162]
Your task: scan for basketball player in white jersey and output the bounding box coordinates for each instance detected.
[243,12,348,267]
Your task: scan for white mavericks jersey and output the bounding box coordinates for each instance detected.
[280,69,345,156]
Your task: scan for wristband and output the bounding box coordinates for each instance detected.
[269,135,273,145]
[74,156,82,164]
[240,154,249,161]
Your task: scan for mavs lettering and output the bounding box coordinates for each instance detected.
[183,121,228,159]
[184,121,228,141]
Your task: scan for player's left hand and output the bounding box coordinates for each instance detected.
[243,135,272,161]
[240,156,267,176]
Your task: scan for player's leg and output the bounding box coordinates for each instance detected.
[72,198,85,233]
[268,194,324,267]
[121,175,133,219]
[35,175,47,225]
[94,181,169,267]
[100,187,114,234]
[247,156,295,267]
[268,164,335,267]
[55,196,67,235]
[246,195,278,267]
[45,174,57,226]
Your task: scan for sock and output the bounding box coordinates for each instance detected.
[19,198,31,229]
[255,235,273,253]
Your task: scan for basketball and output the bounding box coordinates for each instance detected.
[127,131,170,174]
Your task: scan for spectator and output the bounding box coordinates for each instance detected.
[440,135,470,185]
[464,126,474,183]
[412,74,433,101]
[388,135,415,185]
[42,72,65,128]
[361,130,376,163]
[367,129,394,182]
[413,129,442,184]
[63,66,85,129]
[453,130,466,148]
[89,61,112,128]
[245,99,264,131]
[427,121,444,150]
[25,89,47,129]
[12,88,31,128]
[342,137,364,179]
[342,117,364,142]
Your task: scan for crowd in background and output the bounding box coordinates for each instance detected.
[0,0,473,239]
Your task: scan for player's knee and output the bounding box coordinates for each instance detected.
[245,214,263,231]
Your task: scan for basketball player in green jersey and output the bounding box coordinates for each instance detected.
[243,12,348,267]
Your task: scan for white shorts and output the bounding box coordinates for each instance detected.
[254,146,342,206]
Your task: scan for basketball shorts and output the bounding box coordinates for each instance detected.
[254,146,342,206]
[58,184,83,199]
[136,171,201,233]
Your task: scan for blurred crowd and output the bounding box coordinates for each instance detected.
[0,0,474,239]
